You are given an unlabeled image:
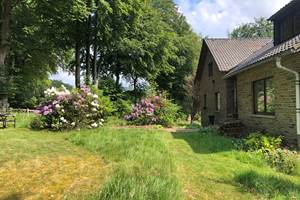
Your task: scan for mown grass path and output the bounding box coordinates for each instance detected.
[0,126,299,200]
[0,129,110,200]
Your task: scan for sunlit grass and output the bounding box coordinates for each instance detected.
[0,129,109,199]
[166,131,300,200]
[0,119,299,199]
[69,128,182,200]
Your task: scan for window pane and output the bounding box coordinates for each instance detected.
[254,80,265,113]
[216,92,221,111]
[208,63,213,77]
[266,79,275,113]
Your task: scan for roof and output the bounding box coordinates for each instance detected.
[269,0,299,21]
[205,38,272,72]
[225,34,300,78]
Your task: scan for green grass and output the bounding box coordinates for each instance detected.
[166,131,300,200]
[0,115,299,199]
[69,128,182,200]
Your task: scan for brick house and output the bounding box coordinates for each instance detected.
[195,0,300,147]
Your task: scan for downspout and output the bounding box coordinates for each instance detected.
[276,57,300,148]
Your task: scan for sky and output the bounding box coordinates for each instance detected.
[175,0,291,37]
[51,0,292,85]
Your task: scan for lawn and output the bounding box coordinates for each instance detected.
[0,115,299,199]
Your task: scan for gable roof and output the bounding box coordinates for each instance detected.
[225,34,300,78]
[269,0,298,21]
[205,38,272,72]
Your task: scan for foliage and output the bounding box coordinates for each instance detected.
[230,17,273,39]
[244,132,282,152]
[33,86,107,131]
[264,148,298,174]
[124,95,179,127]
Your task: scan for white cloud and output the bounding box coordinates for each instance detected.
[176,0,291,37]
[50,70,75,86]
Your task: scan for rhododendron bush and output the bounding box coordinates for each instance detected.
[32,85,107,130]
[124,95,179,127]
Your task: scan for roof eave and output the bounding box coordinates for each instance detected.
[223,49,296,79]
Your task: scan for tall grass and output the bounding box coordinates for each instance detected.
[69,128,182,200]
[235,170,300,199]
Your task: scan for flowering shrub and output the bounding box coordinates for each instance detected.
[264,148,298,174]
[124,95,179,127]
[32,85,106,130]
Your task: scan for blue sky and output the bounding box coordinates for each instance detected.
[51,0,291,85]
[175,0,291,37]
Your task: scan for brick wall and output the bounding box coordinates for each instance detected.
[236,53,300,145]
[198,50,229,126]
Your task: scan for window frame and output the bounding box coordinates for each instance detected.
[203,94,207,110]
[252,77,275,115]
[215,92,221,112]
[208,62,213,77]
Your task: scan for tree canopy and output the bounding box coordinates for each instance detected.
[230,17,273,39]
[0,0,201,112]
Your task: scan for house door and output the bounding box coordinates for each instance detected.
[233,78,238,118]
[209,115,215,125]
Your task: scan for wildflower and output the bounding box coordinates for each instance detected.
[93,94,98,99]
[92,108,97,112]
[71,122,76,126]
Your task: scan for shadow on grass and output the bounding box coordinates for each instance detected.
[171,131,235,154]
[1,193,22,200]
[235,170,300,199]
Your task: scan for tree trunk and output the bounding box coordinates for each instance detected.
[92,0,99,87]
[133,76,138,102]
[75,40,81,88]
[0,0,13,108]
[92,44,98,87]
[0,0,12,66]
[115,69,120,89]
[85,15,92,85]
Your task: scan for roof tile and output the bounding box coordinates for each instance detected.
[205,38,272,72]
[225,34,300,77]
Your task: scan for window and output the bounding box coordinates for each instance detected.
[203,94,207,109]
[215,92,221,111]
[208,62,213,77]
[253,78,275,115]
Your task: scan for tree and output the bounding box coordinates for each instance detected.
[151,0,201,109]
[230,17,273,39]
[0,0,15,106]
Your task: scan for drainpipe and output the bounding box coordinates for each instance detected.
[276,57,300,149]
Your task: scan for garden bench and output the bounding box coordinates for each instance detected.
[0,113,16,128]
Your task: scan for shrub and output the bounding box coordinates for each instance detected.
[33,85,108,131]
[244,132,282,152]
[124,95,179,127]
[264,148,298,174]
[30,117,44,130]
